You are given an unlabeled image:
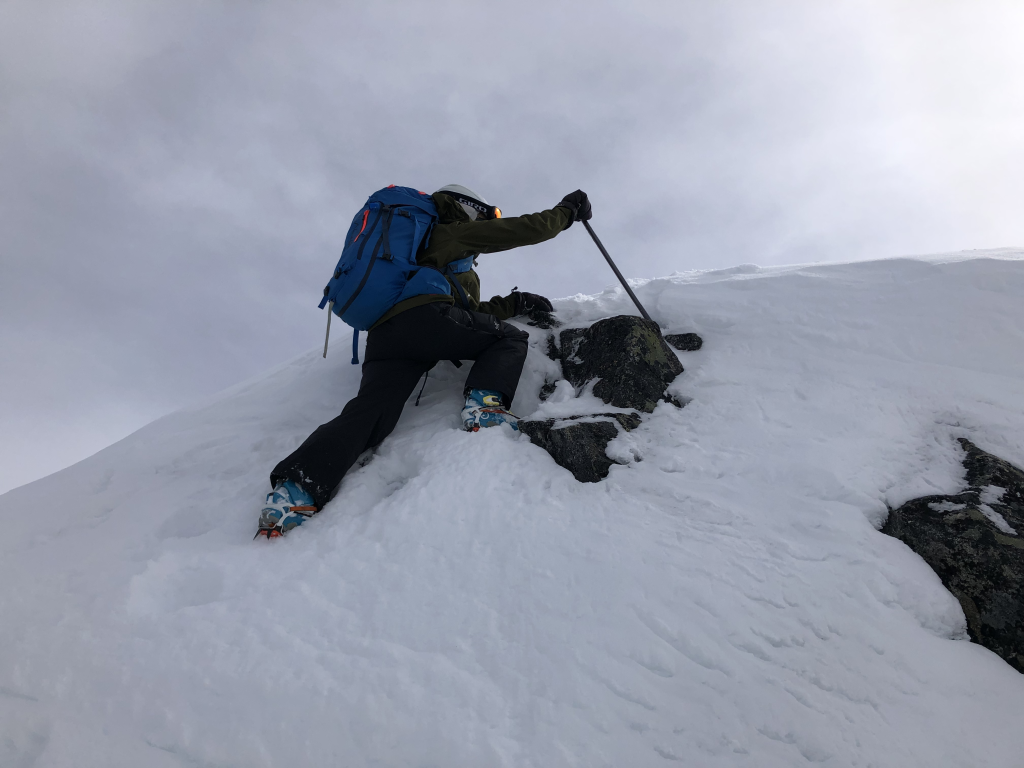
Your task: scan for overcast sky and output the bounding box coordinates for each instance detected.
[2,0,1022,494]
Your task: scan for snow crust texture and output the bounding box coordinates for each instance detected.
[3,252,1024,767]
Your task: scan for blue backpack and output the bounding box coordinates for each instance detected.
[319,185,473,363]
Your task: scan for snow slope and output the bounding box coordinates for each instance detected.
[3,251,1024,767]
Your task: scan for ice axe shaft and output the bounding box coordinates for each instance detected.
[582,220,654,324]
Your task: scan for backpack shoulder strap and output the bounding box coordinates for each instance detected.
[444,256,475,309]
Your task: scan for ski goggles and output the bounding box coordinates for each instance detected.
[445,193,502,221]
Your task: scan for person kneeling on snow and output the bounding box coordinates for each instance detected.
[258,185,592,536]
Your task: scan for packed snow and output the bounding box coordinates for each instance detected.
[3,251,1024,767]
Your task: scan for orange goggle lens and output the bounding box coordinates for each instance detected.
[493,207,501,219]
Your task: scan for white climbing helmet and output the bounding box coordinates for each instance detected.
[435,184,501,220]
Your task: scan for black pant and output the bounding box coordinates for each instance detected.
[270,302,529,509]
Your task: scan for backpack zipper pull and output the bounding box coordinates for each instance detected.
[323,300,334,358]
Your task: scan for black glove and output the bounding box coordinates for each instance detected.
[512,291,553,315]
[555,189,592,229]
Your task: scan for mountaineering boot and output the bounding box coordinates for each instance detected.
[462,388,519,432]
[256,479,317,538]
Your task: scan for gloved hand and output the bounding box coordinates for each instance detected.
[512,291,553,315]
[555,189,592,228]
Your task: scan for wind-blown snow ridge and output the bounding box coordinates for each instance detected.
[3,251,1024,767]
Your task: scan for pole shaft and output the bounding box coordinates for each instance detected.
[323,301,334,358]
[582,220,654,324]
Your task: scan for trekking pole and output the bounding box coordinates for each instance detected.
[582,220,654,325]
[323,300,334,358]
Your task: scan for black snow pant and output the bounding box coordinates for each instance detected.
[270,301,529,509]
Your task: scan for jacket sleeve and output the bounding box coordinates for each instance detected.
[476,292,518,320]
[452,207,571,255]
[419,205,571,270]
[448,271,516,320]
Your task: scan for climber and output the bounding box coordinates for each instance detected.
[258,185,592,536]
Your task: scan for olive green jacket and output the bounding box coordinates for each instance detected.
[371,193,571,328]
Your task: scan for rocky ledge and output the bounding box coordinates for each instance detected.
[519,413,642,484]
[521,315,701,482]
[883,438,1024,673]
[557,316,683,413]
[664,333,703,351]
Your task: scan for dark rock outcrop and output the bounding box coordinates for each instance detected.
[523,315,687,483]
[559,316,683,413]
[883,438,1024,673]
[520,413,642,483]
[545,335,561,362]
[665,333,703,351]
[524,309,562,329]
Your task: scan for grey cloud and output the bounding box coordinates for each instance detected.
[1,0,1022,492]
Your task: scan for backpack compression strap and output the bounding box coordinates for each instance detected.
[444,256,476,310]
[351,255,476,366]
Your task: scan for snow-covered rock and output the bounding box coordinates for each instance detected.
[557,315,684,413]
[520,411,643,482]
[520,313,688,482]
[3,251,1024,767]
[884,438,1024,672]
